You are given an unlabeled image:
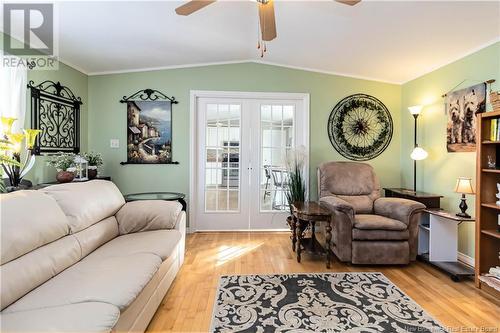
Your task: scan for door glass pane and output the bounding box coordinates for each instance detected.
[260,104,295,212]
[205,103,241,212]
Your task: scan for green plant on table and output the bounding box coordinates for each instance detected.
[284,145,308,214]
[82,151,103,167]
[47,153,76,172]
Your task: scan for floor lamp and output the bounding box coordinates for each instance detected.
[408,105,428,192]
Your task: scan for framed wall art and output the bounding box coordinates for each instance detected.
[446,82,486,152]
[327,94,393,161]
[120,89,179,164]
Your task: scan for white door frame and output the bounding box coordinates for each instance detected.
[189,90,310,233]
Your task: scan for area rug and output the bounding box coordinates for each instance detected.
[211,272,446,333]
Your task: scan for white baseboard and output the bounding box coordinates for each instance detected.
[457,252,475,267]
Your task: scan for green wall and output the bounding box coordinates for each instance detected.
[401,42,500,257]
[87,63,402,198]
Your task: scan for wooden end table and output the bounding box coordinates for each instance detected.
[291,201,333,268]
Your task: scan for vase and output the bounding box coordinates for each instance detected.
[88,168,98,180]
[56,171,75,183]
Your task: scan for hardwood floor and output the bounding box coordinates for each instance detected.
[147,232,500,332]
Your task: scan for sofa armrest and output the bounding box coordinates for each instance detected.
[115,200,182,235]
[319,196,355,262]
[374,197,426,261]
[319,196,355,218]
[374,197,425,225]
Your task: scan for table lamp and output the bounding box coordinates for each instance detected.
[454,177,474,218]
[409,105,428,192]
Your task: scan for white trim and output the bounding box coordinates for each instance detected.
[87,59,398,84]
[401,37,500,84]
[189,90,310,233]
[457,251,475,267]
[88,60,251,76]
[250,60,399,85]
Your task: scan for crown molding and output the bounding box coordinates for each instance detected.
[86,60,251,76]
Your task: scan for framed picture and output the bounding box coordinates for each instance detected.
[120,89,178,164]
[446,82,486,152]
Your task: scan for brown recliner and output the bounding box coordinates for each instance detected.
[317,161,426,265]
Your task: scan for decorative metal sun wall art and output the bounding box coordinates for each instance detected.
[327,94,393,161]
[28,80,82,154]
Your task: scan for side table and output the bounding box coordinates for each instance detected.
[124,192,187,211]
[418,209,475,282]
[291,201,333,268]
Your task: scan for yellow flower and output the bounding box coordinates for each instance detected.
[24,129,41,150]
[1,117,17,135]
[8,133,25,153]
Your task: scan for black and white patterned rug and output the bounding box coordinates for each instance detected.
[211,273,446,333]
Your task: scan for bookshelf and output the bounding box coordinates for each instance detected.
[475,109,500,298]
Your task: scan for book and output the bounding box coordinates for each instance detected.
[491,119,499,141]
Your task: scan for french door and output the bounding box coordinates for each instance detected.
[193,92,309,231]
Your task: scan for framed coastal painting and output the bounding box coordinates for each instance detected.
[446,82,486,152]
[120,88,178,165]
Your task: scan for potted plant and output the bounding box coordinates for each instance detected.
[284,146,308,226]
[47,153,76,183]
[83,151,103,179]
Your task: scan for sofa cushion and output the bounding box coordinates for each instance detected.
[0,190,70,265]
[0,235,81,311]
[88,230,181,261]
[318,161,380,197]
[42,180,125,233]
[352,228,409,241]
[337,195,374,214]
[354,214,407,231]
[74,217,119,258]
[116,200,182,234]
[0,302,120,333]
[4,253,161,313]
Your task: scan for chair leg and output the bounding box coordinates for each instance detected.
[263,178,270,199]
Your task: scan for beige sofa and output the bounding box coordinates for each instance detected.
[0,180,186,332]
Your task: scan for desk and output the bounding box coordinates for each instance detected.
[418,209,475,281]
[384,188,443,209]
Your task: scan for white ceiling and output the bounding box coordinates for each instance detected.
[3,1,500,83]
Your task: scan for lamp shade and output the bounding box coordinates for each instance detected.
[410,146,428,160]
[454,177,474,194]
[408,105,423,115]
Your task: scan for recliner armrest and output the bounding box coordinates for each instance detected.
[320,196,355,218]
[115,200,182,235]
[374,197,425,225]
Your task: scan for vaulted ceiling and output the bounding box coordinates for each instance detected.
[3,1,500,83]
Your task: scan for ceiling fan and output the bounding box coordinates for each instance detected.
[175,0,361,55]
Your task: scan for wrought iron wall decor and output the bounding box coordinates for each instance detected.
[120,89,179,165]
[28,80,82,154]
[327,94,393,161]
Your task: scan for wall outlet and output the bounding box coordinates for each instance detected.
[110,139,119,148]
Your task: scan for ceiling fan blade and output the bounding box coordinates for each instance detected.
[259,0,277,41]
[335,0,361,6]
[175,0,216,16]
